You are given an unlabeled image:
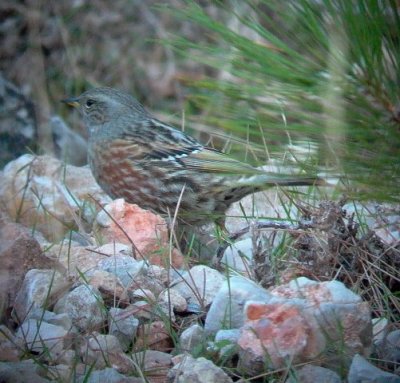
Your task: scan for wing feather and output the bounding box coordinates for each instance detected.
[181,148,265,175]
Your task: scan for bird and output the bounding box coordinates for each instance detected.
[63,87,321,227]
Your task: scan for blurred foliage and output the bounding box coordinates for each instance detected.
[163,0,400,201]
[0,0,207,141]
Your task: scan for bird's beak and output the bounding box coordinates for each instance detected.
[61,97,80,108]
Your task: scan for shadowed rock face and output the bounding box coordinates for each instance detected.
[0,74,37,168]
[0,75,88,169]
[0,212,60,324]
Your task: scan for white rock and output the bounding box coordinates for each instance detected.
[80,333,124,369]
[146,264,169,285]
[77,367,140,383]
[171,265,225,307]
[29,309,73,331]
[372,317,389,345]
[348,354,400,383]
[108,307,139,352]
[16,319,67,357]
[94,243,131,256]
[221,238,253,276]
[179,324,205,353]
[159,289,188,313]
[168,355,233,383]
[0,360,48,383]
[97,255,146,286]
[286,365,341,383]
[12,269,67,322]
[205,276,271,335]
[130,289,156,302]
[376,330,400,365]
[214,329,241,359]
[54,284,105,331]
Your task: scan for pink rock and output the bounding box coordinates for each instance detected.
[238,278,372,374]
[238,302,316,370]
[95,199,183,268]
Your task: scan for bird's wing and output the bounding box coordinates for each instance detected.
[121,118,301,179]
[122,134,321,186]
[180,147,265,176]
[139,140,264,176]
[122,118,263,175]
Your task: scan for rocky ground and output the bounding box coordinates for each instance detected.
[0,153,399,383]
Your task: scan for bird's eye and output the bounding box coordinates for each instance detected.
[85,99,95,108]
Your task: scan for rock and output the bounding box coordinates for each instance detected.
[171,265,225,307]
[214,329,241,359]
[15,319,68,359]
[126,273,165,297]
[28,309,73,331]
[12,269,69,322]
[0,154,110,241]
[80,335,140,374]
[376,329,400,365]
[92,243,132,256]
[205,276,271,335]
[385,330,400,363]
[286,365,341,383]
[50,115,88,166]
[239,301,314,374]
[0,360,50,383]
[348,354,400,383]
[168,355,233,383]
[146,264,170,286]
[179,324,205,353]
[89,270,129,304]
[97,254,146,287]
[0,325,19,362]
[80,333,124,369]
[237,277,372,373]
[134,321,172,352]
[125,302,153,321]
[54,284,105,332]
[95,198,184,267]
[221,237,253,276]
[131,350,172,382]
[108,307,139,351]
[56,349,77,366]
[77,367,142,383]
[130,288,156,302]
[52,243,108,278]
[0,216,59,322]
[44,364,72,382]
[372,317,389,346]
[123,300,175,324]
[0,75,37,168]
[154,300,176,323]
[159,289,188,313]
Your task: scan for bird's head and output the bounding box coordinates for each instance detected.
[62,87,149,134]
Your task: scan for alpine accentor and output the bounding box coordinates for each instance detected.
[63,87,320,226]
